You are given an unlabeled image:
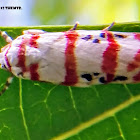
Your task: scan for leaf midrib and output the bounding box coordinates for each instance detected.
[51,90,140,140]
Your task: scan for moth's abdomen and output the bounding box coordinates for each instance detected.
[1,29,140,87]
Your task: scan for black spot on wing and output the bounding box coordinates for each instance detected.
[93,72,100,76]
[93,39,100,43]
[99,77,106,83]
[113,76,128,81]
[81,35,92,41]
[114,34,127,38]
[99,33,105,38]
[81,74,92,81]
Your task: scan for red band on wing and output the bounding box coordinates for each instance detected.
[17,35,40,79]
[127,49,140,72]
[29,63,39,81]
[29,35,39,48]
[17,40,27,72]
[62,30,78,86]
[102,31,119,83]
[133,71,140,82]
[134,33,140,41]
[5,45,11,71]
[130,33,140,82]
[29,35,40,80]
[127,34,140,72]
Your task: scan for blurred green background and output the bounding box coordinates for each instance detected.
[33,0,140,25]
[0,0,140,26]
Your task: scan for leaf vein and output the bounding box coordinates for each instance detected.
[51,94,140,140]
[68,87,82,122]
[19,79,30,140]
[114,115,126,140]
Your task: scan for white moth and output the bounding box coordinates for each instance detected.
[0,22,140,95]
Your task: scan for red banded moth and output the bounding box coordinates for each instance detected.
[0,22,140,95]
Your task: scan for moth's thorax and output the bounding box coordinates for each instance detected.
[1,29,140,86]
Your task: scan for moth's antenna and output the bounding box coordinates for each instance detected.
[0,30,13,43]
[0,76,14,96]
[70,21,79,31]
[103,22,115,31]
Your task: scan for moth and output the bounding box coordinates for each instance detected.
[0,22,140,95]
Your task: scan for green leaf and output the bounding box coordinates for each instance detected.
[0,22,140,140]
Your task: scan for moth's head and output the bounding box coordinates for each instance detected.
[0,42,27,78]
[0,37,42,80]
[0,44,11,71]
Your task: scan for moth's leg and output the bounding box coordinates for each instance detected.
[0,75,14,96]
[0,31,13,43]
[103,22,115,31]
[70,21,79,30]
[23,29,47,35]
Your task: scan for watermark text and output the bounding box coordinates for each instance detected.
[0,6,22,10]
